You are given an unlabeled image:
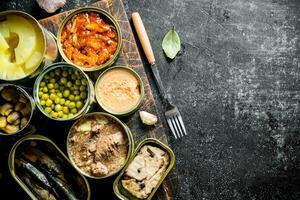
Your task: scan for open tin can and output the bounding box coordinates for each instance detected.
[95,66,145,116]
[33,62,95,121]
[66,112,134,179]
[0,83,36,137]
[8,134,91,200]
[113,138,175,200]
[0,10,59,83]
[57,7,122,72]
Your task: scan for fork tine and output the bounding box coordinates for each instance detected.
[174,116,184,137]
[167,118,178,139]
[170,117,181,138]
[177,114,187,135]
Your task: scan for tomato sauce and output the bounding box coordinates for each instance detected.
[61,11,118,68]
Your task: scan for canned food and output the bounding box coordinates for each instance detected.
[66,112,134,179]
[57,7,122,72]
[95,66,145,116]
[0,84,35,136]
[113,138,175,200]
[33,62,95,121]
[8,134,91,200]
[0,10,59,83]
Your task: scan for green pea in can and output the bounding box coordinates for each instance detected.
[33,62,95,121]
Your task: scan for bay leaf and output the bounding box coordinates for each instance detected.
[162,28,181,59]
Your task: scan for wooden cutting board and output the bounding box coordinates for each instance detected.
[38,0,177,199]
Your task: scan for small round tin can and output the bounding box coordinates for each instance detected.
[57,7,122,72]
[0,83,36,137]
[0,10,59,83]
[33,62,95,121]
[95,66,145,116]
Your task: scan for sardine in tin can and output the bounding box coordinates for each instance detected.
[8,134,91,200]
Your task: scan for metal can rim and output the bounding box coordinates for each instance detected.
[57,7,122,72]
[66,112,135,179]
[95,66,145,116]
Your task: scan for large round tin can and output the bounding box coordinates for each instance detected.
[33,62,95,121]
[66,112,134,179]
[0,10,59,83]
[57,7,122,72]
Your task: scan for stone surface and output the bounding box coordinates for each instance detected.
[1,0,300,200]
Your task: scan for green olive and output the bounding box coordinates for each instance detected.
[57,92,63,98]
[54,83,59,89]
[62,114,68,118]
[68,113,74,118]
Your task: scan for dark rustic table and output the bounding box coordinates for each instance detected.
[1,0,300,200]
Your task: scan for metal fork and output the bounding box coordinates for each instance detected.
[132,12,187,139]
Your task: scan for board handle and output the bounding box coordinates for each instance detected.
[132,12,155,65]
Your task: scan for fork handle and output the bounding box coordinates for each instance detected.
[132,12,170,105]
[132,12,155,64]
